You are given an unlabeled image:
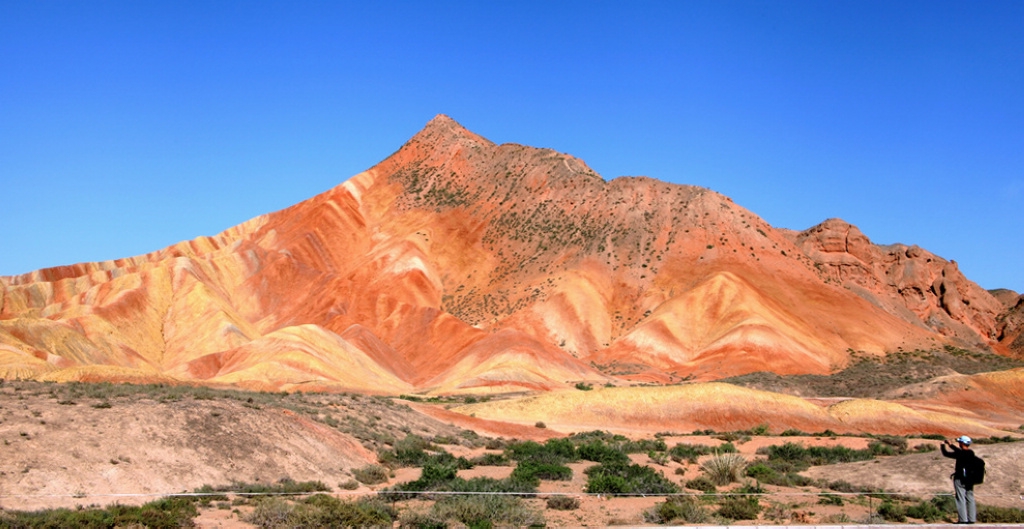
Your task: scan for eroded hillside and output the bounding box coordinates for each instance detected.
[1,116,1020,406]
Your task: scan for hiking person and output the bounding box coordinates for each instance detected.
[941,435,981,524]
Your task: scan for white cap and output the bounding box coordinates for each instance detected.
[956,436,972,445]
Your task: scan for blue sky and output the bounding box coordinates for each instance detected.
[2,1,1022,292]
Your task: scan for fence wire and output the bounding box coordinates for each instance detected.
[2,489,1023,501]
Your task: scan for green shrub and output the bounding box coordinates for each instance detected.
[244,496,294,527]
[667,443,713,463]
[244,495,396,528]
[622,438,668,453]
[978,504,1024,523]
[412,462,459,489]
[430,494,543,528]
[577,440,630,465]
[718,496,762,520]
[296,494,396,527]
[387,462,537,501]
[506,438,577,465]
[546,495,580,510]
[217,478,329,495]
[584,473,628,494]
[905,497,947,522]
[684,476,717,493]
[584,462,678,495]
[470,452,510,466]
[745,424,770,436]
[352,464,390,485]
[645,496,709,524]
[877,501,907,522]
[818,493,844,505]
[868,441,896,456]
[760,442,874,471]
[381,434,433,466]
[511,460,572,483]
[873,435,908,453]
[745,462,781,483]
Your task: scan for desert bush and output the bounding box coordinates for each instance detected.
[469,452,510,466]
[546,495,580,510]
[506,437,577,464]
[379,434,433,467]
[667,442,713,463]
[353,464,391,485]
[744,423,770,436]
[245,494,396,528]
[338,479,360,490]
[387,461,537,502]
[622,438,668,453]
[644,496,709,524]
[978,504,1024,523]
[484,437,507,450]
[905,497,948,522]
[511,460,572,484]
[449,475,536,495]
[648,450,669,466]
[877,500,907,522]
[243,497,294,527]
[818,493,844,505]
[584,473,628,494]
[759,442,874,470]
[744,462,779,482]
[718,496,762,521]
[218,478,329,495]
[700,453,746,485]
[398,508,447,529]
[584,462,679,495]
[684,476,717,493]
[298,494,395,527]
[873,435,908,453]
[430,493,543,528]
[412,462,458,489]
[576,440,630,465]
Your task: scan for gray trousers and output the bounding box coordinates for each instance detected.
[954,478,976,523]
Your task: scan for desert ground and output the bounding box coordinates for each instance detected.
[2,380,1023,527]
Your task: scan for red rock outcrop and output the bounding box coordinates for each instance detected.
[0,115,1019,399]
[791,219,1006,348]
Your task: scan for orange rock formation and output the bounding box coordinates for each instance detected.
[1,115,1020,434]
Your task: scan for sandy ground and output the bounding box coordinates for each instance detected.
[3,384,1024,526]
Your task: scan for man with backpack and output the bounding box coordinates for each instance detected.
[941,435,984,524]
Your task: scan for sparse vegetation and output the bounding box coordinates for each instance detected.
[0,496,199,528]
[700,453,747,485]
[3,380,1022,526]
[645,496,710,524]
[244,494,396,528]
[721,347,1024,398]
[352,464,390,485]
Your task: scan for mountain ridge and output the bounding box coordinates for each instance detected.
[1,116,1020,415]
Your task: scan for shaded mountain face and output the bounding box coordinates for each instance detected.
[1,115,1019,393]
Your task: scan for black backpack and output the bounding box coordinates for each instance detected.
[962,452,986,485]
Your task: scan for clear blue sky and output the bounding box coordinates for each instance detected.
[2,1,1022,292]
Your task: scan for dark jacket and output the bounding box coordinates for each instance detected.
[941,443,976,485]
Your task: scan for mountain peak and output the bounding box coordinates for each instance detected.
[410,114,495,148]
